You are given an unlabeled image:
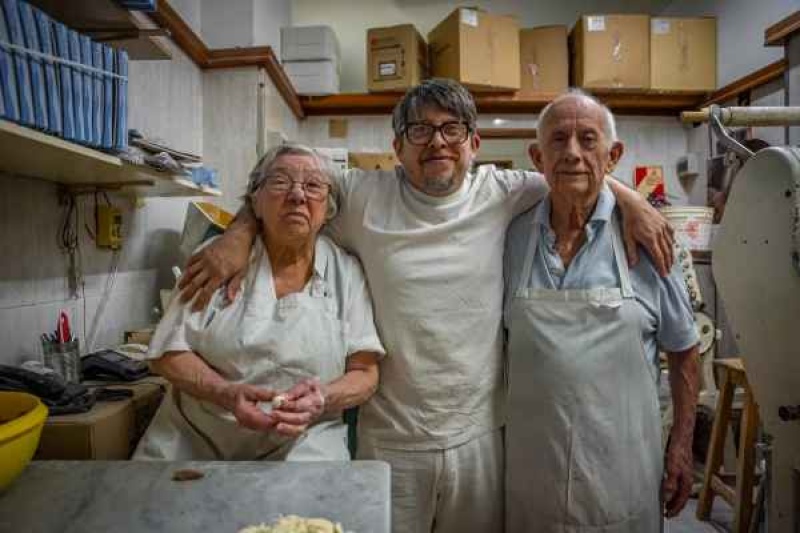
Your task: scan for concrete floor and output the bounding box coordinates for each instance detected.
[666,498,734,533]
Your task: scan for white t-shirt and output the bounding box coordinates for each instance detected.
[327,165,548,450]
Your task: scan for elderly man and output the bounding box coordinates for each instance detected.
[180,79,675,533]
[504,91,699,532]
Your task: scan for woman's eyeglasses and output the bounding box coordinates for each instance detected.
[264,175,330,201]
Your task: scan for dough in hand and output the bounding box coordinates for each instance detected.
[239,515,343,533]
[258,394,288,415]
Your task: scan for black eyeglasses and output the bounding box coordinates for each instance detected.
[404,121,471,146]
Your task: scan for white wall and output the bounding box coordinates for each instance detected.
[254,0,292,56]
[290,0,674,92]
[660,0,796,87]
[203,67,262,212]
[195,0,291,51]
[201,0,255,48]
[169,0,202,36]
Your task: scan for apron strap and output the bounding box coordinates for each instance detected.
[609,212,636,299]
[515,215,541,297]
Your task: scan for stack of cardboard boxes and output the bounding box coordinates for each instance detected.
[570,14,717,91]
[281,25,340,96]
[367,8,522,93]
[362,8,717,95]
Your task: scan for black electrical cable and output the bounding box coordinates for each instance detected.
[59,193,78,252]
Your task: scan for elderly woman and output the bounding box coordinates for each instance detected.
[503,91,700,532]
[134,143,385,461]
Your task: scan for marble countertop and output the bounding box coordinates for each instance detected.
[0,460,390,533]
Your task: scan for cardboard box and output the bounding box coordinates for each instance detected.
[284,60,339,96]
[519,25,568,95]
[348,152,399,171]
[36,380,165,460]
[650,17,716,91]
[428,7,520,91]
[280,25,339,62]
[570,14,650,90]
[37,398,134,460]
[367,24,428,92]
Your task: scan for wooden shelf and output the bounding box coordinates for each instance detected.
[701,59,786,107]
[765,10,800,46]
[300,90,709,117]
[0,120,220,197]
[29,0,171,60]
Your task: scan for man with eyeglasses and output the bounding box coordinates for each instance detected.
[178,78,674,533]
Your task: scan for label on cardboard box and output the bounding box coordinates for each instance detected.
[587,16,606,32]
[379,62,397,76]
[652,19,671,34]
[460,9,478,27]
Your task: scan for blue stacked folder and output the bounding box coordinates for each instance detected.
[115,0,156,12]
[0,0,128,151]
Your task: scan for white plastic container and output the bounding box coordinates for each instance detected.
[284,60,339,95]
[659,206,715,251]
[280,25,339,62]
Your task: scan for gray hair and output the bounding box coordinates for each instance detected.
[245,142,339,220]
[536,88,618,143]
[391,78,477,139]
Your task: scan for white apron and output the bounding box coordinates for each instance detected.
[505,213,663,532]
[135,244,350,462]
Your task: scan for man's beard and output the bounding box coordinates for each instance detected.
[423,173,457,194]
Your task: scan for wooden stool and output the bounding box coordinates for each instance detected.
[696,358,760,532]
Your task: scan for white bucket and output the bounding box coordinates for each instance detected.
[659,206,715,251]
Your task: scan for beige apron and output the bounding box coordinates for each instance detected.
[505,213,663,532]
[135,244,350,462]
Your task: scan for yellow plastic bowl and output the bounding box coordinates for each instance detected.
[0,392,48,492]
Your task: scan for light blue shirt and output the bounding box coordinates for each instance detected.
[504,186,699,366]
